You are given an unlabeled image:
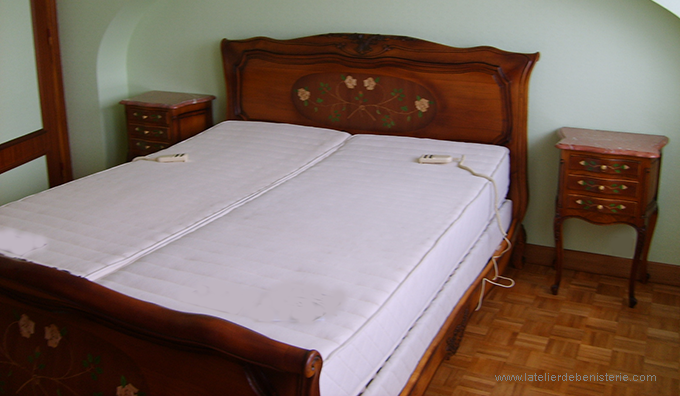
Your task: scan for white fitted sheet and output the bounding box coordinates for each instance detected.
[97,134,511,396]
[0,121,349,279]
[361,200,511,396]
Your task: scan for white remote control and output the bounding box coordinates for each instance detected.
[418,154,454,164]
[155,153,189,163]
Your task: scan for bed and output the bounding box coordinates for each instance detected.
[0,33,538,396]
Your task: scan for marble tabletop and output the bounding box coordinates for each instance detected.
[120,91,215,109]
[556,127,669,158]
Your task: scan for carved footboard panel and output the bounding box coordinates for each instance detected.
[0,256,321,396]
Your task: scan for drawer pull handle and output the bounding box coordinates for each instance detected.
[577,180,629,193]
[134,128,165,137]
[142,115,148,119]
[579,160,632,173]
[576,199,626,213]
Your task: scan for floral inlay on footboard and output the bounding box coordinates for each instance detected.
[293,73,436,133]
[1,310,146,396]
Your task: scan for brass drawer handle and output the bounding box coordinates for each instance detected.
[134,127,165,137]
[577,180,628,193]
[131,112,163,121]
[579,160,631,172]
[575,199,626,213]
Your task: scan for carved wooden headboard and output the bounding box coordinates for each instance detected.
[221,33,539,220]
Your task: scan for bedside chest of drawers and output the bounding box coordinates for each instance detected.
[553,127,668,307]
[120,91,216,160]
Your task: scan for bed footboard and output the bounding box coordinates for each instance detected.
[0,256,321,396]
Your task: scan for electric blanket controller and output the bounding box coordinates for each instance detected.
[418,154,454,164]
[156,153,189,163]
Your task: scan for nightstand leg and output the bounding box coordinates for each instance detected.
[637,208,658,284]
[552,217,564,295]
[628,207,659,308]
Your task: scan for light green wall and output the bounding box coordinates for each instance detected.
[56,0,135,175]
[55,0,680,265]
[0,0,48,205]
[0,157,49,205]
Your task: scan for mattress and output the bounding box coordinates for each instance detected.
[361,200,512,396]
[0,121,349,279]
[96,134,511,395]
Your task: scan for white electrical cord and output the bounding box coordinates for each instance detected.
[457,155,515,311]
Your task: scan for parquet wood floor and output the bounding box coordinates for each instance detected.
[424,263,680,396]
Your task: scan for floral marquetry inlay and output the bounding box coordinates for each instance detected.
[578,160,630,173]
[293,73,436,133]
[577,179,629,193]
[575,199,626,213]
[1,309,147,395]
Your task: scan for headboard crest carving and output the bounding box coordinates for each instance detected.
[325,33,414,56]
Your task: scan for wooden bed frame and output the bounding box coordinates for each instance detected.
[0,34,538,396]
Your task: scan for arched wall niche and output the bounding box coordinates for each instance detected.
[95,0,159,166]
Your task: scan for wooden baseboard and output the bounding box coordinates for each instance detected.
[524,243,680,288]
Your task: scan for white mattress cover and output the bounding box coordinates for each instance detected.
[0,121,349,279]
[97,134,511,396]
[361,200,511,396]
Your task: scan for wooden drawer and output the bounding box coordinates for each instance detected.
[128,124,171,142]
[129,139,169,155]
[565,174,638,198]
[566,194,637,217]
[126,108,169,126]
[568,155,639,177]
